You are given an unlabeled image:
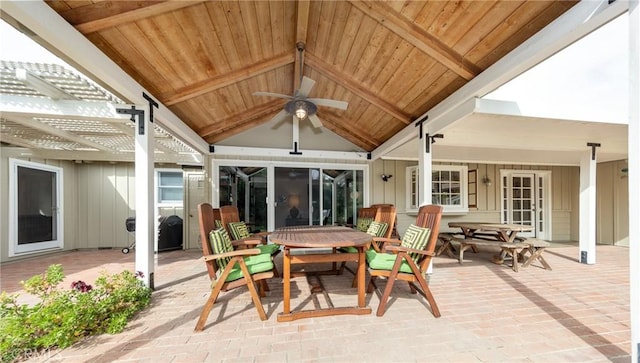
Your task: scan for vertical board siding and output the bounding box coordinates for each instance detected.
[367,160,584,242]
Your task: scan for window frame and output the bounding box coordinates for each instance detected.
[406,164,469,214]
[155,169,184,206]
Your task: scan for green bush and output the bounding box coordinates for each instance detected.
[0,264,152,362]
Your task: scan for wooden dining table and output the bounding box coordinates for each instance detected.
[269,225,373,322]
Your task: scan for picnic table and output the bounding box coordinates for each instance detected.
[447,222,536,271]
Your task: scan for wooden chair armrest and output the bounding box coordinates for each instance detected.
[232,237,263,247]
[371,237,401,252]
[385,245,434,257]
[203,248,261,261]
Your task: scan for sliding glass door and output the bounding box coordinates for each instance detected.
[215,162,367,231]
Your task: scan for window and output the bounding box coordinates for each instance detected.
[157,170,183,205]
[406,165,469,214]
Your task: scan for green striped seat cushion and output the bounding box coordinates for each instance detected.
[209,227,273,282]
[365,224,431,272]
[223,253,273,282]
[228,221,251,240]
[256,243,280,255]
[214,220,223,229]
[356,217,373,232]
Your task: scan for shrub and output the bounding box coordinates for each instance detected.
[0,264,151,362]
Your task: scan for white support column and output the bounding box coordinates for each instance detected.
[628,0,639,360]
[418,133,434,274]
[578,148,597,265]
[135,106,155,289]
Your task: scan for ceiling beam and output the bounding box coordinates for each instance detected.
[349,0,480,81]
[162,52,295,106]
[320,113,378,151]
[305,53,411,125]
[293,0,310,90]
[198,101,285,140]
[74,1,206,34]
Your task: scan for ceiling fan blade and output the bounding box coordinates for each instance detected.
[308,114,323,128]
[268,109,290,124]
[253,91,292,99]
[308,98,349,110]
[297,76,316,98]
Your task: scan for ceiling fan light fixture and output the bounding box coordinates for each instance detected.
[294,101,308,120]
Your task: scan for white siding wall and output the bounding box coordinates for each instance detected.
[368,159,586,242]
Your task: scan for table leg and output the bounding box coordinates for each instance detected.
[283,248,291,314]
[357,247,365,308]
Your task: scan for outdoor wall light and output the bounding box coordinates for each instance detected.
[482,175,492,186]
[381,174,393,182]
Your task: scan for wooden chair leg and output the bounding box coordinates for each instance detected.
[366,276,377,293]
[376,255,404,316]
[195,258,239,332]
[238,260,267,321]
[194,283,225,332]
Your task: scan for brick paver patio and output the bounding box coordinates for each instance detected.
[0,243,631,362]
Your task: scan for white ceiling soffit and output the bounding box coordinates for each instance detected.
[383,98,628,165]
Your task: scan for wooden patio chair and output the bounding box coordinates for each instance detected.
[195,203,274,331]
[219,205,280,276]
[371,203,400,239]
[366,204,443,317]
[340,205,398,282]
[347,206,379,230]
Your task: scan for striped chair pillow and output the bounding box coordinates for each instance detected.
[228,221,251,240]
[356,217,373,232]
[366,221,388,238]
[400,224,431,262]
[209,227,234,270]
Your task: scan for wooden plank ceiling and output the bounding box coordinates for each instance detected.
[45,0,577,152]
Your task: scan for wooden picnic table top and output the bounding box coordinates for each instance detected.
[270,225,372,249]
[448,222,533,233]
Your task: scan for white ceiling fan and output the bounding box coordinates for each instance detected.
[253,42,348,128]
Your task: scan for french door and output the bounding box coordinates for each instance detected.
[9,159,63,256]
[501,171,551,240]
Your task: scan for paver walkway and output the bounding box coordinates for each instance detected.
[0,243,631,362]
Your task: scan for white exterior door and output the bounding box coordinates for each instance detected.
[501,171,551,240]
[9,159,63,256]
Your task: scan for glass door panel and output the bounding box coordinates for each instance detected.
[218,166,267,232]
[275,167,310,228]
[10,159,63,255]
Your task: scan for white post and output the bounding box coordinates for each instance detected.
[419,133,434,273]
[628,0,639,360]
[135,105,155,289]
[578,148,597,265]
